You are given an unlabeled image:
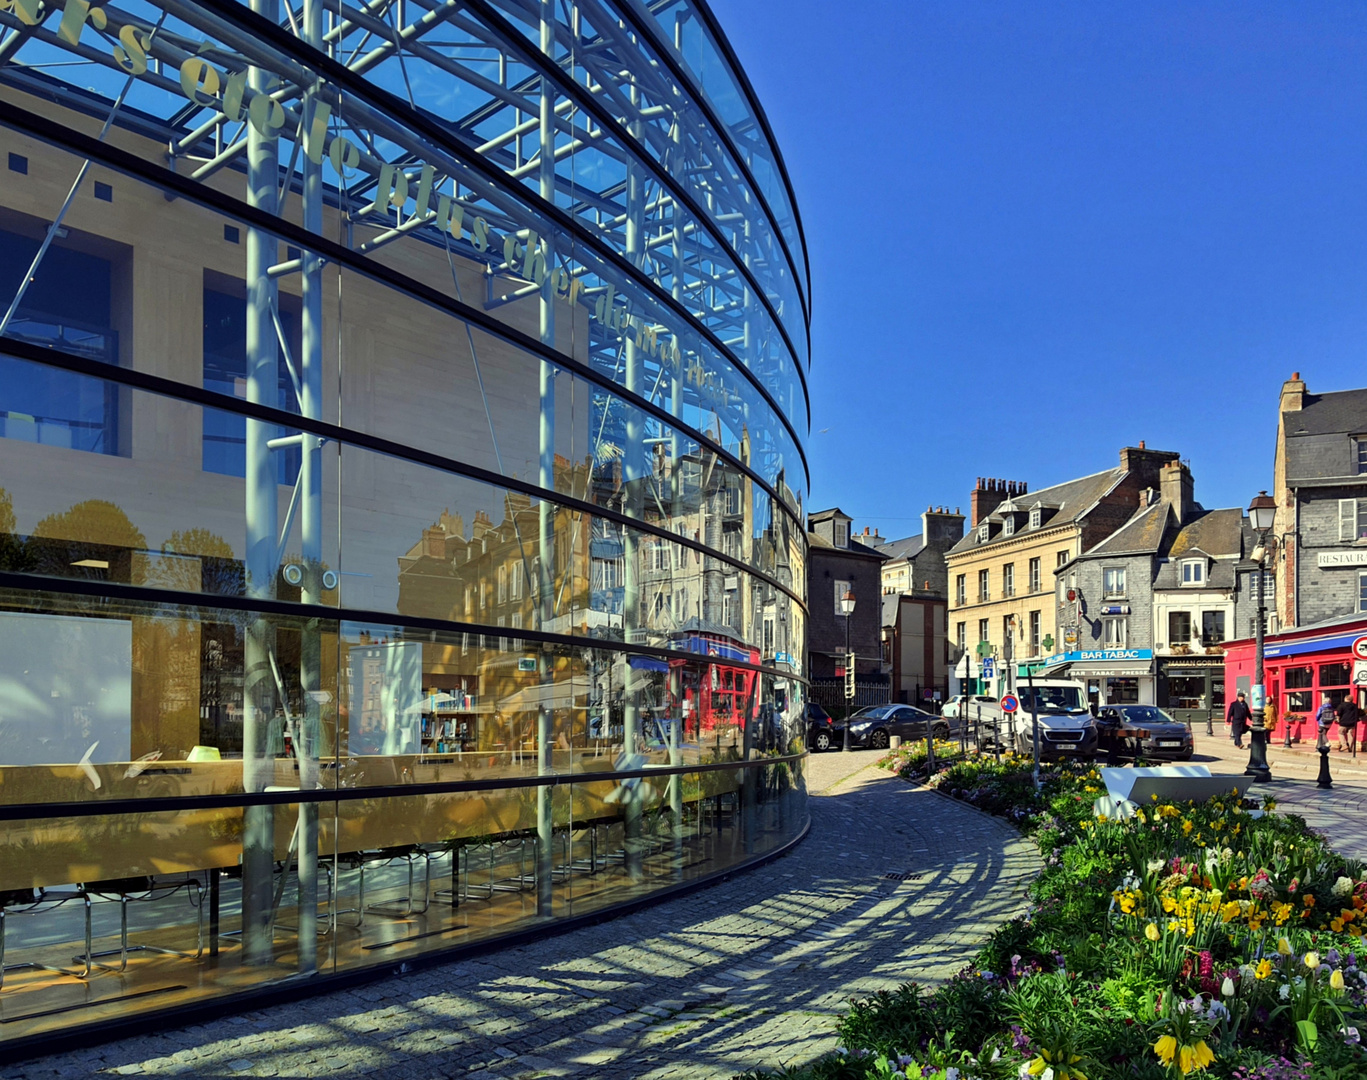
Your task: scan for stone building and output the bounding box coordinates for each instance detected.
[944,446,1183,694]
[1272,373,1367,628]
[1059,459,1255,723]
[876,506,966,599]
[806,508,887,707]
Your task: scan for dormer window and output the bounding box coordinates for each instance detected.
[1029,508,1041,529]
[834,521,849,548]
[978,523,989,542]
[1003,516,1015,537]
[1180,559,1205,586]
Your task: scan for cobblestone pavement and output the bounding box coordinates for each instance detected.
[1164,734,1367,862]
[3,752,1038,1080]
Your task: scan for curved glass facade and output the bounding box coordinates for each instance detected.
[0,0,809,1048]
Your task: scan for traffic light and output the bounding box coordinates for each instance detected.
[844,652,856,700]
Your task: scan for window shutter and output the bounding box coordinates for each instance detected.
[1342,499,1358,542]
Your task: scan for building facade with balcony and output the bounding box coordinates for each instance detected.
[0,0,810,1051]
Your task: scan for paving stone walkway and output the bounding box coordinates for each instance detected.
[2,752,1039,1080]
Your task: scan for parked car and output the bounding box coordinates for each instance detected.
[845,704,950,750]
[943,694,999,720]
[805,702,845,751]
[1009,681,1099,760]
[1096,705,1194,761]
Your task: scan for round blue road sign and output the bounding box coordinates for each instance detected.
[999,694,1019,714]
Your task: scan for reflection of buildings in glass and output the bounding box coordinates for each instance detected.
[0,0,810,1043]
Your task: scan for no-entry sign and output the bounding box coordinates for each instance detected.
[1000,694,1020,714]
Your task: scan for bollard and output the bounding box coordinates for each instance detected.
[889,735,902,750]
[925,729,935,773]
[1283,715,1293,749]
[1205,710,1213,737]
[1317,723,1333,789]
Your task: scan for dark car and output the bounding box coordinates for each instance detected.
[845,704,950,750]
[1097,705,1194,761]
[805,702,845,751]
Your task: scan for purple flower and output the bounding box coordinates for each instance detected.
[1010,1024,1031,1051]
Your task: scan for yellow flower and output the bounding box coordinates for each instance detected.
[1278,937,1292,955]
[1146,922,1160,942]
[1182,819,1194,835]
[1193,1040,1215,1070]
[1304,951,1320,969]
[1154,1035,1178,1066]
[1255,959,1273,979]
[1332,969,1346,990]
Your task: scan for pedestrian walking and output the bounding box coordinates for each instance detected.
[1316,697,1337,750]
[1336,694,1362,753]
[1227,691,1251,750]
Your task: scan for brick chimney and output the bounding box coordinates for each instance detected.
[1280,371,1306,415]
[970,478,1016,527]
[1118,444,1181,487]
[1159,460,1194,525]
[923,505,966,546]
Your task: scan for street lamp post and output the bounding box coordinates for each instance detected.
[841,589,855,752]
[1245,491,1276,783]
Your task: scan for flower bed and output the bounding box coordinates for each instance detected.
[737,757,1367,1080]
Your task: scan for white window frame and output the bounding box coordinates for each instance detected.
[1102,616,1127,648]
[1003,563,1015,597]
[834,579,852,616]
[1029,508,1042,529]
[1180,559,1205,586]
[1359,570,1367,613]
[1056,549,1069,568]
[1028,557,1041,593]
[510,563,522,600]
[1103,567,1126,598]
[956,621,967,651]
[955,574,966,605]
[834,520,849,548]
[977,523,989,542]
[1357,439,1367,476]
[978,568,990,602]
[1341,498,1367,543]
[1201,609,1225,645]
[497,564,507,604]
[1029,610,1041,653]
[1003,515,1015,537]
[978,618,989,643]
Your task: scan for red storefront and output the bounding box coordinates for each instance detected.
[1223,614,1367,743]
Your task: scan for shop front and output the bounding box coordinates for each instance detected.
[1157,656,1227,729]
[1033,649,1156,710]
[1223,615,1367,744]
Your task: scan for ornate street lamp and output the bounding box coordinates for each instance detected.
[1245,491,1277,783]
[840,589,855,752]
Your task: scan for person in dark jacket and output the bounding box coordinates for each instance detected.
[1336,694,1362,753]
[1227,691,1252,750]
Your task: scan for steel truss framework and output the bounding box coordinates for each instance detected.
[0,0,810,970]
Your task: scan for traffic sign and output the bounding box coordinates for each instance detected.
[980,658,996,679]
[1000,694,1020,714]
[1353,636,1367,662]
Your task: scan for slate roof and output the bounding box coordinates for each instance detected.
[1167,508,1244,560]
[1285,388,1367,437]
[1085,501,1169,557]
[879,534,925,562]
[807,531,887,559]
[808,507,850,524]
[947,467,1126,556]
[1153,508,1246,590]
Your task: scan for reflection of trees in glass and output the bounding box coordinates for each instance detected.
[30,498,146,582]
[0,486,34,571]
[156,527,244,597]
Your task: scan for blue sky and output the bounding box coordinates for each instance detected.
[710,0,1367,539]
